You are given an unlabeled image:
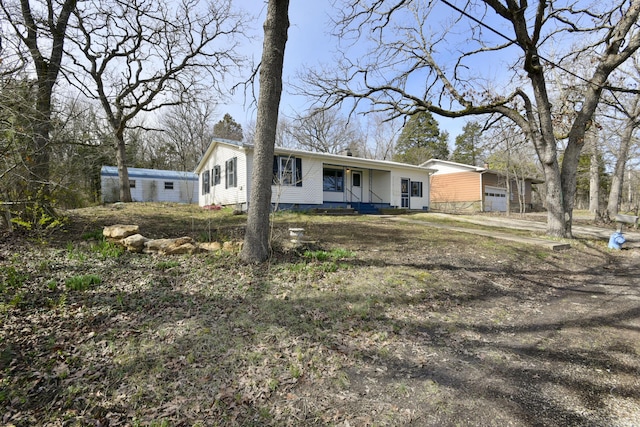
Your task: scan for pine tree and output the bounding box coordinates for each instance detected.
[393,111,449,164]
[451,122,483,166]
[213,113,244,141]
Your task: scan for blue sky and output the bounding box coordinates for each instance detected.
[222,1,337,126]
[222,1,477,143]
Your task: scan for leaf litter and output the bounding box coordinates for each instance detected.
[1,203,639,426]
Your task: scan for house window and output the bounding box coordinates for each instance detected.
[213,166,221,185]
[164,181,174,190]
[352,172,361,187]
[225,157,237,188]
[202,170,210,194]
[323,169,344,192]
[129,180,136,189]
[411,181,423,197]
[272,156,302,187]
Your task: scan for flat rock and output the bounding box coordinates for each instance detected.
[103,224,139,239]
[199,242,222,252]
[144,238,174,253]
[223,241,243,252]
[122,234,149,253]
[144,237,197,255]
[164,243,198,255]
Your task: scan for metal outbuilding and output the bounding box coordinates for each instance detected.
[100,166,198,204]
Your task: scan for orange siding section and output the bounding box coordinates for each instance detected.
[431,172,481,203]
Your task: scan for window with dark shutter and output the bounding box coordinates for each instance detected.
[411,181,423,197]
[225,157,237,188]
[295,158,302,187]
[202,170,210,194]
[272,155,302,186]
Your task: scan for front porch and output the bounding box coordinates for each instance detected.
[322,165,392,207]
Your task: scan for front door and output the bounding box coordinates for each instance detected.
[401,178,410,208]
[351,171,362,202]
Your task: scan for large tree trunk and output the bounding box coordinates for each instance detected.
[607,121,635,218]
[589,142,600,216]
[241,0,289,263]
[19,0,78,199]
[541,161,566,236]
[525,68,567,237]
[114,133,132,202]
[30,95,52,197]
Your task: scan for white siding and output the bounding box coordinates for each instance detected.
[101,176,119,203]
[371,171,391,204]
[426,160,481,175]
[389,167,430,210]
[196,141,434,210]
[199,144,248,208]
[271,154,323,205]
[431,164,467,174]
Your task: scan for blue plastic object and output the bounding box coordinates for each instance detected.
[608,232,626,250]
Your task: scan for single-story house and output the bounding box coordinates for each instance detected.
[420,159,543,213]
[101,166,199,204]
[195,139,437,213]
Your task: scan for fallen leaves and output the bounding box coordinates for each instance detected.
[2,206,640,426]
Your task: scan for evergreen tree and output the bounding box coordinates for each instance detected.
[213,113,244,141]
[451,122,484,166]
[393,111,449,164]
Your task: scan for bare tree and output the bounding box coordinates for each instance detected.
[600,59,640,218]
[0,0,78,202]
[149,100,217,171]
[245,116,300,148]
[66,0,247,202]
[288,108,363,154]
[587,132,603,217]
[301,0,640,237]
[241,0,289,263]
[484,119,541,215]
[361,112,400,160]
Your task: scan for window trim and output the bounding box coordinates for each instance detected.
[411,181,423,197]
[272,155,302,187]
[225,157,237,189]
[202,170,210,195]
[213,165,221,186]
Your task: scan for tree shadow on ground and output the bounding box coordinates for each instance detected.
[3,214,639,425]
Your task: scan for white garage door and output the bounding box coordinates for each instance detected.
[484,186,507,212]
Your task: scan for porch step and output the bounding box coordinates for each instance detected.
[353,203,380,214]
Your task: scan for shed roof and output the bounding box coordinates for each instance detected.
[101,166,198,181]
